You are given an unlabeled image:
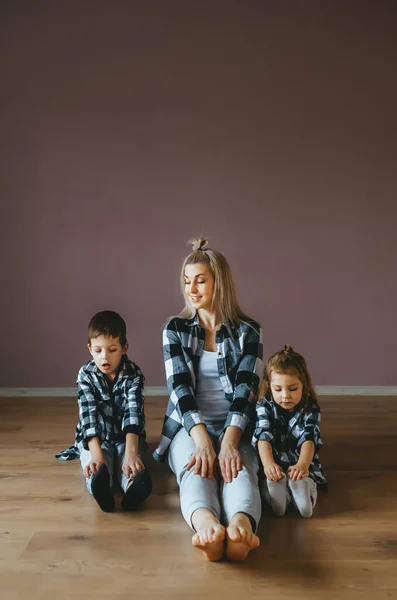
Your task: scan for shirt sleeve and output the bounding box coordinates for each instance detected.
[77,367,102,450]
[122,364,146,436]
[252,399,274,447]
[297,410,323,451]
[225,323,263,432]
[163,321,205,434]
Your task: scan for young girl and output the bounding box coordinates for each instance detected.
[154,236,263,561]
[253,345,327,518]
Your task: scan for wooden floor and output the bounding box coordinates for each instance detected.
[1,396,397,600]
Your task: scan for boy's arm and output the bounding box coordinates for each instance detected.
[122,364,146,436]
[77,369,102,450]
[122,432,145,479]
[83,436,106,478]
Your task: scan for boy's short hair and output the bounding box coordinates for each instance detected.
[88,311,127,346]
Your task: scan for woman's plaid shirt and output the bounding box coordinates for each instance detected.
[252,398,327,485]
[75,355,146,452]
[153,314,263,462]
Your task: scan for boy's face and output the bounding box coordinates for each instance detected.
[88,335,128,382]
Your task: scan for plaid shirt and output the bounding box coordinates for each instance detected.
[74,355,146,452]
[252,398,327,485]
[153,314,263,463]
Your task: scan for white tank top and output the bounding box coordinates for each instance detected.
[196,350,230,423]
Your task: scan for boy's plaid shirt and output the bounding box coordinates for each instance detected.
[75,355,146,451]
[153,314,263,462]
[252,398,327,485]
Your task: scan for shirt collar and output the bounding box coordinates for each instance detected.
[88,355,129,381]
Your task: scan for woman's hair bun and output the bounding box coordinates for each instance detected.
[189,236,209,252]
[284,344,294,354]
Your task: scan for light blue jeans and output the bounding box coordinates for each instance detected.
[168,423,261,531]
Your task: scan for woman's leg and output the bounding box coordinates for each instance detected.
[168,427,225,561]
[221,436,261,561]
[288,476,318,518]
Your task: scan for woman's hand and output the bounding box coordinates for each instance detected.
[218,442,242,483]
[122,452,145,480]
[287,463,309,481]
[263,462,283,482]
[187,441,217,479]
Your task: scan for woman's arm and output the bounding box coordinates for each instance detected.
[163,322,205,433]
[224,322,263,433]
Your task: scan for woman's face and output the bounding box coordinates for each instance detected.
[184,262,215,312]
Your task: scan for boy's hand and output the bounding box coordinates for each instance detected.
[122,452,145,480]
[264,462,283,482]
[83,450,107,478]
[288,463,309,481]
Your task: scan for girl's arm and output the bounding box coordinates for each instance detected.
[253,400,282,481]
[288,411,322,480]
[258,440,283,481]
[288,440,315,480]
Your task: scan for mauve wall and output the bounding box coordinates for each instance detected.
[1,2,396,387]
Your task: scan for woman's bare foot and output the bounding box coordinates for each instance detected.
[226,513,260,561]
[191,508,226,561]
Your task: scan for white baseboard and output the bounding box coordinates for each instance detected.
[0,386,396,397]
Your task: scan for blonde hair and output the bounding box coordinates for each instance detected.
[178,236,245,325]
[259,345,319,413]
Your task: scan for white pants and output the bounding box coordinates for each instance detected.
[261,472,318,518]
[168,424,261,532]
[80,440,144,495]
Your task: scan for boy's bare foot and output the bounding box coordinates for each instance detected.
[191,508,226,561]
[226,513,260,561]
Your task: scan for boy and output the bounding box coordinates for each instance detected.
[57,310,152,512]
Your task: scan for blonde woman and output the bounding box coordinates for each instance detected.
[154,237,263,561]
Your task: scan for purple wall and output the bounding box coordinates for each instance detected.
[1,2,396,387]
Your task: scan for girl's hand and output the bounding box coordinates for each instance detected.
[186,441,217,479]
[122,452,145,480]
[83,450,106,478]
[264,462,283,482]
[218,443,242,483]
[288,464,309,481]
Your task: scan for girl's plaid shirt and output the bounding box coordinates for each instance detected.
[75,355,146,452]
[252,398,327,485]
[153,314,263,463]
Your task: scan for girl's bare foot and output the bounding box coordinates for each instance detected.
[226,513,260,561]
[191,508,226,561]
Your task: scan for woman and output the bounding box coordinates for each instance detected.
[153,237,263,561]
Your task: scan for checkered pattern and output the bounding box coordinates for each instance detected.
[153,314,263,463]
[56,355,146,462]
[252,398,327,485]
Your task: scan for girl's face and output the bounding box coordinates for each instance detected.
[184,262,215,312]
[270,371,303,412]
